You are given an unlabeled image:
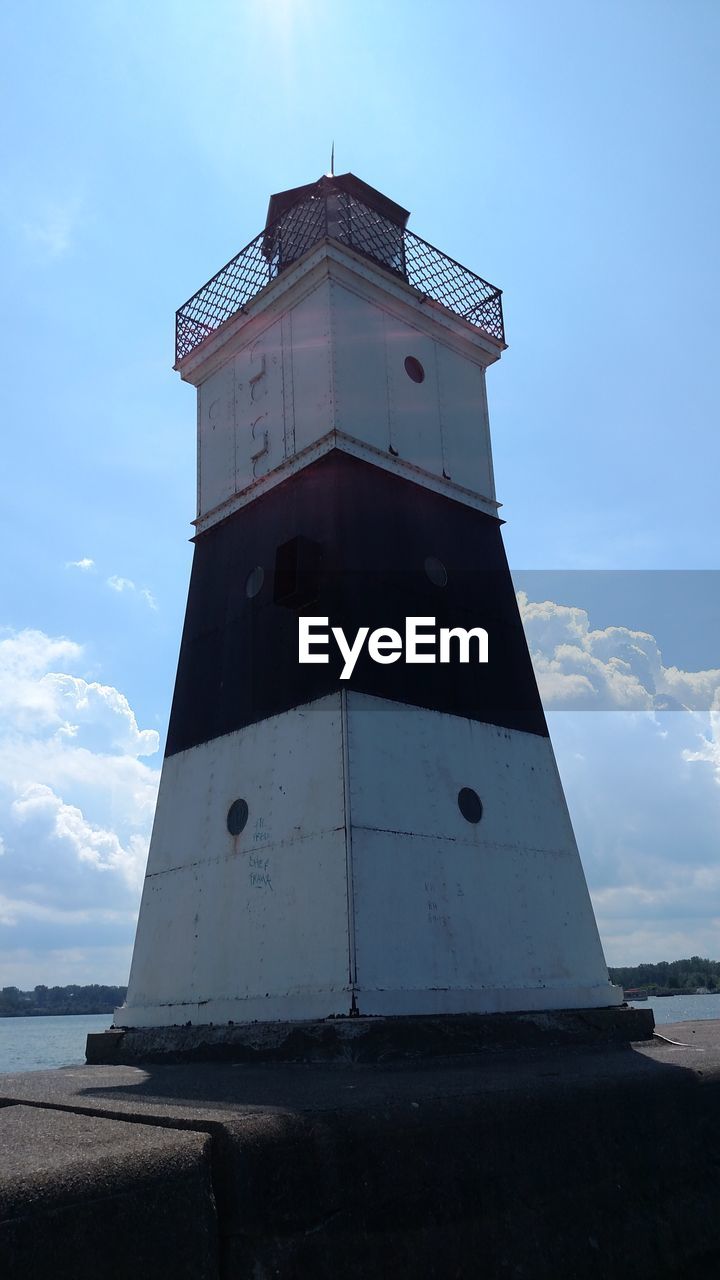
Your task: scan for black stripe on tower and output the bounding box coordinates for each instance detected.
[166,452,548,756]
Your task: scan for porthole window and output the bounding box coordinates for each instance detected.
[404,356,425,384]
[245,566,264,599]
[227,798,249,836]
[424,556,448,587]
[458,787,483,824]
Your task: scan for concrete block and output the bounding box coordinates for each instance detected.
[0,1105,218,1280]
[4,1023,720,1278]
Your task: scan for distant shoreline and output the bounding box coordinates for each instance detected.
[0,1009,117,1018]
[0,985,127,1019]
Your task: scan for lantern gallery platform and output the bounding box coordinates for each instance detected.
[298,616,490,679]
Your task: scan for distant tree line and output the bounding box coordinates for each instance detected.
[609,957,720,994]
[0,984,127,1016]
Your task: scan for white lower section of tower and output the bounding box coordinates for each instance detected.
[116,694,621,1028]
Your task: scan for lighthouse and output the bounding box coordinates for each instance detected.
[114,173,622,1036]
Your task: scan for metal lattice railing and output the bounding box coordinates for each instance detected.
[404,234,504,340]
[175,192,504,363]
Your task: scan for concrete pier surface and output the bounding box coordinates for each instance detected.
[2,1019,720,1278]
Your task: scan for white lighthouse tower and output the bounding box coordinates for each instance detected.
[114,173,622,1038]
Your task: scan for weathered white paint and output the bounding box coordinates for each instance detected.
[197,361,234,515]
[326,282,389,454]
[119,697,352,1028]
[435,341,495,497]
[193,429,500,538]
[345,696,618,1015]
[192,244,499,527]
[287,285,334,455]
[233,325,286,487]
[117,695,620,1028]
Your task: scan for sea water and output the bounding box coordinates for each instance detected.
[627,992,720,1025]
[0,1013,111,1073]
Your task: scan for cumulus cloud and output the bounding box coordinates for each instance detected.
[65,558,95,572]
[518,592,720,713]
[0,628,160,985]
[516,594,720,964]
[12,785,147,889]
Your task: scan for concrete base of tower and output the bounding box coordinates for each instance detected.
[88,1005,653,1065]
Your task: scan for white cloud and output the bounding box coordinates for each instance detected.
[107,575,135,593]
[65,558,95,572]
[0,889,134,930]
[683,688,720,785]
[0,629,85,733]
[107,576,158,610]
[0,628,160,985]
[547,707,720,966]
[518,592,720,712]
[0,946,134,990]
[40,673,158,757]
[12,784,146,891]
[65,568,159,610]
[517,594,720,965]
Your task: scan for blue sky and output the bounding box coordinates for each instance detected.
[0,0,719,986]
